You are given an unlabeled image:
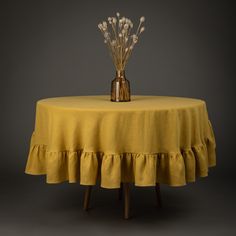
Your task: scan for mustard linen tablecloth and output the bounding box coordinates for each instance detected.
[25,95,216,188]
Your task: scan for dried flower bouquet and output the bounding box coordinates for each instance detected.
[98,12,145,71]
[98,13,145,102]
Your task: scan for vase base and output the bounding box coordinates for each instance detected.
[110,99,131,102]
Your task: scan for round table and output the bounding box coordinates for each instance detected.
[25,95,216,218]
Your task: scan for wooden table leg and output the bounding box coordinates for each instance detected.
[155,183,162,208]
[124,183,130,219]
[118,183,123,200]
[83,186,92,211]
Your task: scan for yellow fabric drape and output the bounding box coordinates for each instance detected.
[25,96,216,188]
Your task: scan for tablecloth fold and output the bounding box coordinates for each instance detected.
[25,132,215,188]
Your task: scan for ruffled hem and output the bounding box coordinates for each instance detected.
[25,139,216,189]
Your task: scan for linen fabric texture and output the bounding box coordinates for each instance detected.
[25,96,216,188]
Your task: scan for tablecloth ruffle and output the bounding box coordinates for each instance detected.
[25,137,216,188]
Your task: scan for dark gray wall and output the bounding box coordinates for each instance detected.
[1,0,235,177]
[1,1,236,235]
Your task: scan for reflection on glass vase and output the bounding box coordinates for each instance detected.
[111,70,131,102]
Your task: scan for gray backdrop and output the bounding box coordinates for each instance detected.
[0,0,235,235]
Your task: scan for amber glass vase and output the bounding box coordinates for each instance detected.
[111,70,131,102]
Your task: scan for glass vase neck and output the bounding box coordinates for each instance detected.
[116,70,126,78]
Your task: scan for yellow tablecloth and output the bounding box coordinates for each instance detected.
[25,95,216,188]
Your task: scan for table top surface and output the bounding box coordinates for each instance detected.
[38,95,205,111]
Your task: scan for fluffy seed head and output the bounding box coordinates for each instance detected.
[140,27,145,33]
[140,16,145,22]
[104,32,109,38]
[98,23,103,30]
[132,34,138,43]
[124,24,129,30]
[112,17,117,24]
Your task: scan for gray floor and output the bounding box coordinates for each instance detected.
[0,168,235,236]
